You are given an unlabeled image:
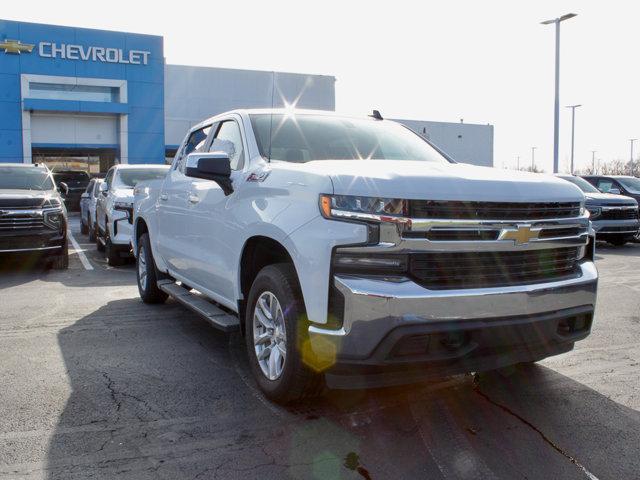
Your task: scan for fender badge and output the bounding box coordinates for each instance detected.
[246,171,270,182]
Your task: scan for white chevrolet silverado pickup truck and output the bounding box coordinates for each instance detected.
[133,109,598,403]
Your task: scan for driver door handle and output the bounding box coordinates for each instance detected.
[159,194,168,201]
[188,194,200,204]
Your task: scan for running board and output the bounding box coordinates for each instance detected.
[158,280,240,332]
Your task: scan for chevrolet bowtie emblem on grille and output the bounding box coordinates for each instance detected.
[499,224,541,246]
[0,39,35,54]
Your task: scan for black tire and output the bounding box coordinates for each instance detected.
[80,215,88,235]
[607,235,628,246]
[105,224,123,266]
[245,263,323,404]
[136,233,168,304]
[96,222,105,252]
[88,220,96,242]
[51,241,69,270]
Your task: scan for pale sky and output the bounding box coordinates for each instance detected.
[2,0,638,173]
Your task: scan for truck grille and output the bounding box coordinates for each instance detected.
[599,208,638,220]
[0,214,45,231]
[409,247,580,290]
[0,199,44,208]
[409,201,581,220]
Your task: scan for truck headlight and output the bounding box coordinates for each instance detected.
[319,194,408,223]
[43,208,64,230]
[114,201,134,224]
[586,206,601,219]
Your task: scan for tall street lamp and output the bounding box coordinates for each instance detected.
[531,146,537,171]
[630,139,637,162]
[541,13,578,174]
[566,104,581,174]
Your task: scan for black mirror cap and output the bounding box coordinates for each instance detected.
[197,155,231,177]
[185,152,233,195]
[58,182,69,196]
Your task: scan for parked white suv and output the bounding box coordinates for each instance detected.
[134,109,598,403]
[96,164,169,266]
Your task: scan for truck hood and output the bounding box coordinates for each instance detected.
[289,160,585,202]
[0,189,58,207]
[584,192,638,206]
[112,188,134,203]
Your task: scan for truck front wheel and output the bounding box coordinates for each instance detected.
[245,263,322,403]
[136,233,168,304]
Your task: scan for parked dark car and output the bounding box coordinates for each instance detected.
[52,170,90,211]
[582,175,640,202]
[0,163,69,269]
[559,175,639,245]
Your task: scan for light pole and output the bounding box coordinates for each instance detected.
[591,150,596,174]
[566,104,581,174]
[517,156,520,170]
[531,147,537,171]
[541,13,578,174]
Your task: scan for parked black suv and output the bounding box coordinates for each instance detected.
[559,175,639,245]
[0,164,69,269]
[582,175,640,202]
[52,170,90,211]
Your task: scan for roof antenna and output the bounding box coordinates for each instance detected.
[369,110,383,120]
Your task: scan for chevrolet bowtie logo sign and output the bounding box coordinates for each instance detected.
[499,225,541,246]
[0,39,35,54]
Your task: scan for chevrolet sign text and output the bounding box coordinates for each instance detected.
[39,42,150,65]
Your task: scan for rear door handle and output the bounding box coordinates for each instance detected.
[188,194,200,204]
[159,194,168,201]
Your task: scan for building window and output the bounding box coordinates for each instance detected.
[29,83,119,102]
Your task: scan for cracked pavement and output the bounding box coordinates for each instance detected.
[0,218,638,479]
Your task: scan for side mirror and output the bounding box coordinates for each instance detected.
[58,182,69,196]
[99,182,109,196]
[609,188,621,195]
[81,192,89,199]
[185,152,233,195]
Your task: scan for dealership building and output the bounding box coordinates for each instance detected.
[0,19,493,172]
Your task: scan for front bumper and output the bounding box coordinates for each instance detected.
[308,260,598,388]
[111,210,134,248]
[591,218,640,235]
[0,228,66,254]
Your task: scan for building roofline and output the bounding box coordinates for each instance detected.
[166,62,335,81]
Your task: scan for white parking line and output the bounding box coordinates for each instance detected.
[67,230,93,270]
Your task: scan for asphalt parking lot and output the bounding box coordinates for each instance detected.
[0,216,638,480]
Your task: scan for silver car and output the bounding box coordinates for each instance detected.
[80,178,103,242]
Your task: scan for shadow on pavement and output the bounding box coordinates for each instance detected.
[35,297,640,479]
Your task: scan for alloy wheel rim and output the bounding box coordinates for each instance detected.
[138,246,147,290]
[253,291,287,380]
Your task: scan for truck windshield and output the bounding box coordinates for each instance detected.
[0,167,54,191]
[617,177,640,194]
[53,171,90,185]
[116,169,168,188]
[558,175,600,193]
[250,114,449,163]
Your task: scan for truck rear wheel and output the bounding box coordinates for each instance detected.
[136,233,168,304]
[245,263,323,404]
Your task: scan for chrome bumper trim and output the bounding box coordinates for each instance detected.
[0,246,61,253]
[309,260,598,360]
